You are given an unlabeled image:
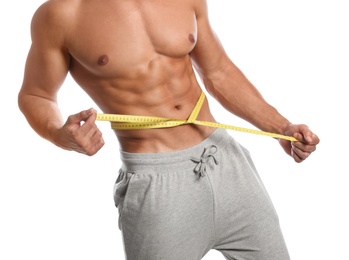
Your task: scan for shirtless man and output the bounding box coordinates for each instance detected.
[18,0,319,259]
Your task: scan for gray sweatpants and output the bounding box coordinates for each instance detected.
[114,129,290,260]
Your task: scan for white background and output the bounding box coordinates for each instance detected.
[1,1,348,259]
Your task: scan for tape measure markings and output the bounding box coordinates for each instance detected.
[95,92,297,142]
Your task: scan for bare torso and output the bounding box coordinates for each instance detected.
[19,0,319,161]
[62,0,216,152]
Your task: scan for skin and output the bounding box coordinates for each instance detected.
[18,0,319,163]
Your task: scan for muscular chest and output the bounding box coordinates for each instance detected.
[68,0,197,77]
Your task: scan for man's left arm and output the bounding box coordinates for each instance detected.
[190,0,319,162]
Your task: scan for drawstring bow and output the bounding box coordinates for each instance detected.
[191,145,219,177]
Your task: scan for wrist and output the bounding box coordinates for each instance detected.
[46,121,65,149]
[277,121,292,136]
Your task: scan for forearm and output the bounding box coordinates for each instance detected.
[18,92,64,145]
[201,60,291,135]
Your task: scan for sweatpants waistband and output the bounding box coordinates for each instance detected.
[119,128,231,173]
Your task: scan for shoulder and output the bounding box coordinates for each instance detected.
[30,0,80,44]
[192,0,208,17]
[32,0,79,23]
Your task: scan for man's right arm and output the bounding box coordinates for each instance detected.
[18,2,104,156]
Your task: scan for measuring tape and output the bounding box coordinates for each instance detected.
[96,92,297,142]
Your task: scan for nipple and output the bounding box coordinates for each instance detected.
[188,34,196,44]
[98,55,109,66]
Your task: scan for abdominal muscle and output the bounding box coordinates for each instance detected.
[113,69,217,153]
[114,94,217,153]
[71,54,217,153]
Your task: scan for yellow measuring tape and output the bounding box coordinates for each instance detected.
[96,92,297,142]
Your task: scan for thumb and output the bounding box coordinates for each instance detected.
[67,108,95,125]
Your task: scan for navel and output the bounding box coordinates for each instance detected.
[174,105,182,110]
[98,55,109,66]
[188,33,196,43]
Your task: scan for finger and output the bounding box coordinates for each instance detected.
[291,148,303,163]
[294,129,320,146]
[83,129,105,156]
[70,109,103,153]
[66,108,95,127]
[91,131,105,151]
[293,132,306,143]
[79,109,98,136]
[291,143,310,161]
[292,134,317,154]
[89,126,103,144]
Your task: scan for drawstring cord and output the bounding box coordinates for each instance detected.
[191,145,219,177]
